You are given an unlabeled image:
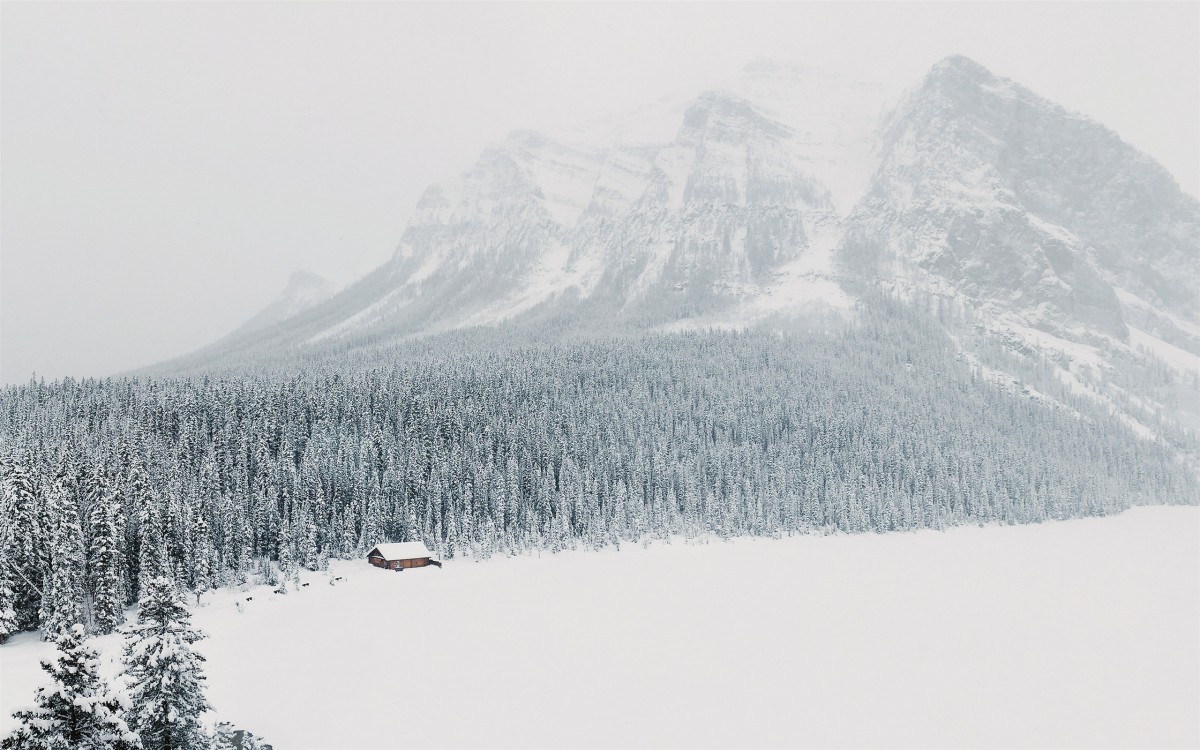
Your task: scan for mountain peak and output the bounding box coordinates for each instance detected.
[679,89,790,142]
[928,54,995,80]
[226,270,338,341]
[283,269,333,293]
[190,56,1196,440]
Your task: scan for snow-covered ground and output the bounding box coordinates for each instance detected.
[3,507,1197,749]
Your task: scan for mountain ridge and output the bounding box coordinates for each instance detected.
[225,270,339,341]
[150,55,1199,437]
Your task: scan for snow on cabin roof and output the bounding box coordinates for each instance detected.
[369,542,433,561]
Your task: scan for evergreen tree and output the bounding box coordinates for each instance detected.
[89,478,125,634]
[190,511,214,604]
[122,578,210,750]
[1,624,140,750]
[276,516,296,587]
[0,549,19,643]
[1,458,46,631]
[41,476,85,640]
[131,462,165,600]
[210,725,236,750]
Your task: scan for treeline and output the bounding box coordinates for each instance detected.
[1,312,1195,639]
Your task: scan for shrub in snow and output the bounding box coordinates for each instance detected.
[212,724,269,750]
[122,578,209,750]
[0,624,140,750]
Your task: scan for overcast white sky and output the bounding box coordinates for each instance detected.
[2,2,1197,384]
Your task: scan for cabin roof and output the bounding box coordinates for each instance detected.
[368,542,433,561]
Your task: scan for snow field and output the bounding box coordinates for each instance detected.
[2,506,1197,748]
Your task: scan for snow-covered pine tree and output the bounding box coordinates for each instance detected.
[130,460,165,600]
[1,457,46,632]
[41,473,85,640]
[294,505,318,571]
[1,624,140,750]
[210,724,236,750]
[0,549,19,642]
[190,510,214,604]
[211,720,238,748]
[88,475,125,634]
[122,578,210,750]
[276,515,296,587]
[210,725,265,750]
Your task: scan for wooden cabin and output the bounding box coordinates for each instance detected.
[367,542,439,570]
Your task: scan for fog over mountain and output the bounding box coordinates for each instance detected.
[162,55,1199,438]
[5,2,1198,386]
[224,271,339,341]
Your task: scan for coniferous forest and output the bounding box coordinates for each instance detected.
[1,304,1196,642]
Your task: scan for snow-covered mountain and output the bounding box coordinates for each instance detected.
[846,56,1199,433]
[181,60,896,350]
[174,55,1198,435]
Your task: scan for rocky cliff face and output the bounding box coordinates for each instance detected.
[851,55,1198,344]
[242,62,883,344]
[838,56,1198,433]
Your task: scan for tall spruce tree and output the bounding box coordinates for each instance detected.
[41,475,85,640]
[1,624,140,750]
[190,511,214,603]
[122,578,209,750]
[88,477,125,634]
[1,458,46,631]
[130,461,164,600]
[0,549,19,643]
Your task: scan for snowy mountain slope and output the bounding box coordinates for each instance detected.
[841,55,1199,434]
[165,56,1197,437]
[183,60,891,359]
[719,58,896,214]
[850,55,1198,339]
[224,270,337,340]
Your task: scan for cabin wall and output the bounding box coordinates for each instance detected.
[369,556,432,569]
